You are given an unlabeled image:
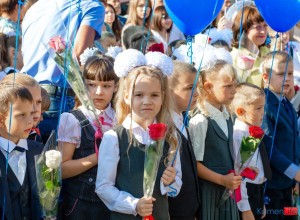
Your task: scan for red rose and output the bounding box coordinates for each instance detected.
[148,123,167,140]
[144,215,154,220]
[249,126,264,139]
[295,85,299,92]
[49,36,66,53]
[147,42,164,54]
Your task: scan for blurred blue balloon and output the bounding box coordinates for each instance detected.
[164,0,224,36]
[255,0,300,32]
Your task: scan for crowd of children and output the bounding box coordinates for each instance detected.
[0,0,300,220]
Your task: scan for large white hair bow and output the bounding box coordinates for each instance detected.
[114,49,174,77]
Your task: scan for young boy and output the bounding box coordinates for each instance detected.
[261,51,300,220]
[0,82,43,219]
[168,60,200,220]
[231,82,272,220]
[2,73,42,141]
[28,87,50,142]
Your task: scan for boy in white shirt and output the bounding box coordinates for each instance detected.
[231,82,272,220]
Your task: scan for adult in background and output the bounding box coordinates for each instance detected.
[21,0,105,142]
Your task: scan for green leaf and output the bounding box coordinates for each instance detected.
[45,181,54,191]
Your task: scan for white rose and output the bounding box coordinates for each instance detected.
[45,150,62,170]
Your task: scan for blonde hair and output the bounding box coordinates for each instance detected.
[1,72,39,88]
[197,60,237,116]
[115,66,178,161]
[262,51,293,75]
[169,60,197,89]
[230,82,265,113]
[126,0,152,28]
[0,82,33,118]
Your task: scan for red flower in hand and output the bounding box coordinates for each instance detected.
[249,126,264,139]
[148,123,167,140]
[147,43,164,54]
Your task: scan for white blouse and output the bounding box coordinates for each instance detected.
[188,102,230,161]
[58,104,116,148]
[233,119,266,212]
[95,115,182,216]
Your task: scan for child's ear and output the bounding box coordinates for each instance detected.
[236,107,246,116]
[262,73,269,85]
[203,82,213,94]
[124,91,131,106]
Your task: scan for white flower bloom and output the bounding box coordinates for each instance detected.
[79,47,99,66]
[45,150,62,170]
[114,49,146,77]
[145,52,174,76]
[105,46,123,59]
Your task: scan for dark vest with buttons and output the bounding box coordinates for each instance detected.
[168,129,200,217]
[63,109,101,202]
[6,164,31,220]
[111,126,169,220]
[202,117,234,175]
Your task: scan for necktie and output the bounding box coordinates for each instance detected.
[13,146,26,153]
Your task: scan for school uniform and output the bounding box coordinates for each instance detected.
[0,137,43,220]
[233,119,272,219]
[262,89,300,220]
[168,112,200,220]
[95,116,182,220]
[57,105,115,220]
[189,102,240,220]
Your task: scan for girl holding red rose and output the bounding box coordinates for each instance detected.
[189,60,242,220]
[96,49,182,220]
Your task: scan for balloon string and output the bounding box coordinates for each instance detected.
[238,0,245,50]
[186,35,193,64]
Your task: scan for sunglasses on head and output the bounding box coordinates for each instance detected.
[161,14,170,20]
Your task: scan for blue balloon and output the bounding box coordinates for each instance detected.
[255,0,300,32]
[164,0,224,36]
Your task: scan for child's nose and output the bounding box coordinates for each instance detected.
[96,86,103,95]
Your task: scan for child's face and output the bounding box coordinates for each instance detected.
[1,99,33,143]
[26,85,42,127]
[263,61,294,95]
[136,0,151,20]
[170,72,198,113]
[125,74,163,129]
[208,75,237,108]
[86,79,116,110]
[101,38,117,51]
[247,22,268,47]
[238,96,265,127]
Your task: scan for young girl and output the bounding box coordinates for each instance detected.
[104,3,122,44]
[57,55,119,220]
[189,60,242,220]
[0,33,23,79]
[231,5,270,87]
[121,0,152,46]
[95,49,182,220]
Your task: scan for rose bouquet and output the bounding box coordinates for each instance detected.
[216,126,264,207]
[235,32,259,82]
[47,36,101,128]
[143,123,167,220]
[35,131,62,219]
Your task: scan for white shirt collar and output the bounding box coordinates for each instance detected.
[122,115,149,131]
[0,137,28,153]
[79,103,115,121]
[234,118,249,133]
[205,102,230,121]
